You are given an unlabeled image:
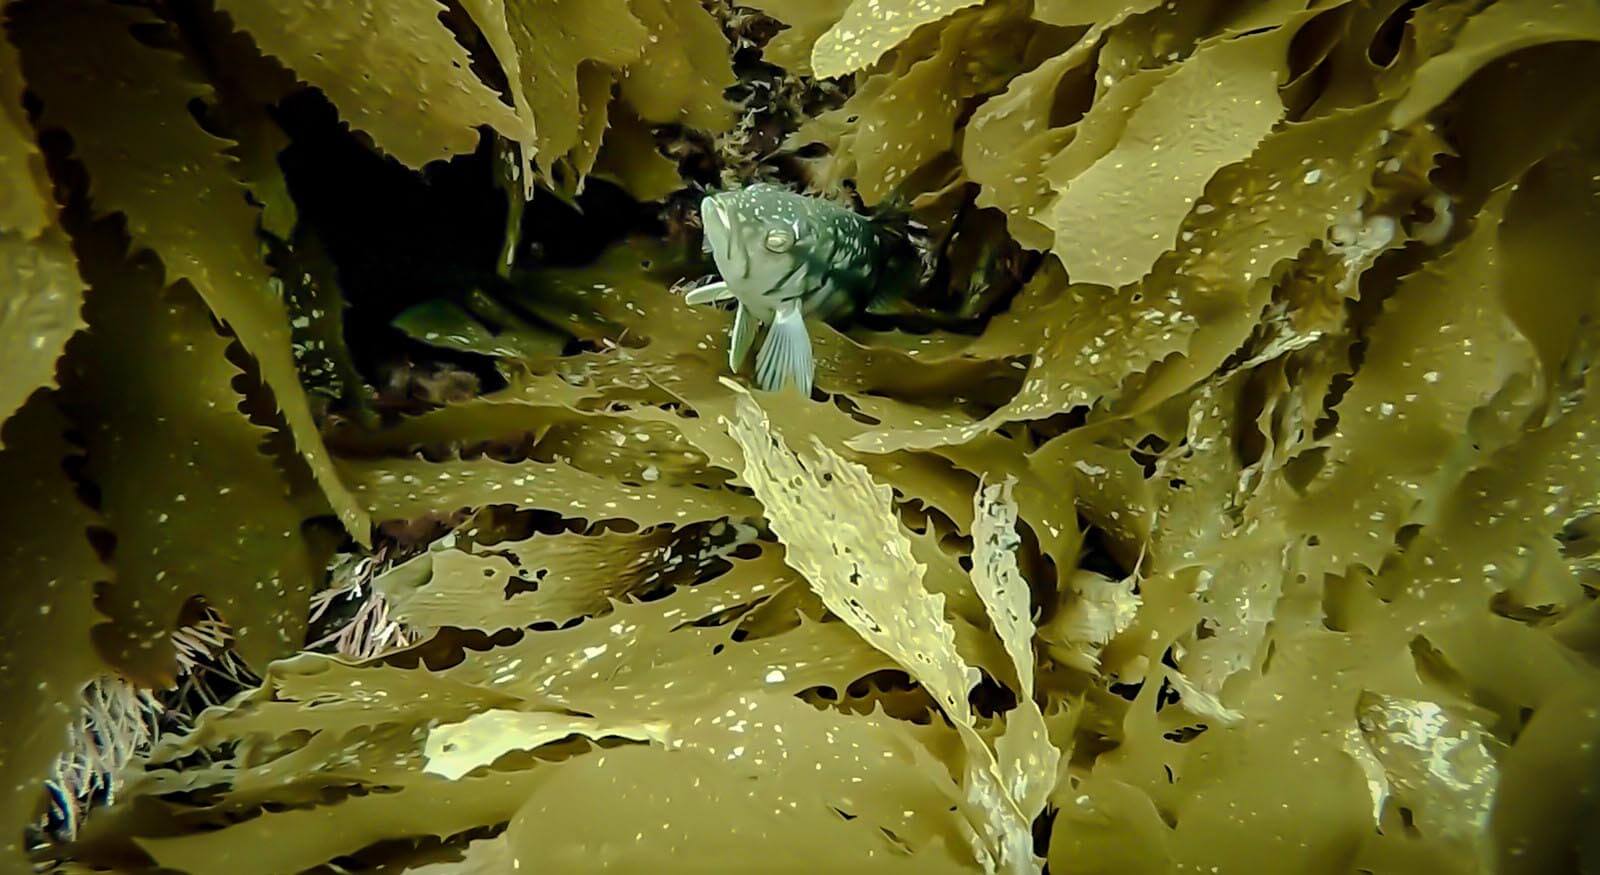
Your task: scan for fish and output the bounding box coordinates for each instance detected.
[685,183,882,397]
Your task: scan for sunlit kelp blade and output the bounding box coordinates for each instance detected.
[211,0,521,169]
[0,31,52,238]
[0,34,83,435]
[15,0,371,542]
[0,232,84,438]
[741,0,850,75]
[811,0,984,78]
[1043,24,1290,288]
[0,394,105,865]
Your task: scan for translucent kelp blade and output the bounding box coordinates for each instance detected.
[741,0,851,75]
[971,477,1061,823]
[0,35,83,436]
[338,454,759,529]
[210,0,522,168]
[0,231,84,441]
[1279,190,1535,579]
[505,744,969,872]
[1391,0,1600,128]
[462,0,647,182]
[16,0,370,542]
[619,0,736,132]
[564,61,617,192]
[62,238,319,682]
[811,0,983,79]
[0,31,52,238]
[0,393,105,864]
[423,709,669,779]
[1043,23,1291,288]
[1490,687,1600,874]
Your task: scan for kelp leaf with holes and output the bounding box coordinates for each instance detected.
[723,387,978,723]
[619,0,736,132]
[811,0,983,79]
[378,529,781,632]
[1280,189,1535,579]
[212,0,522,168]
[440,571,891,720]
[337,454,759,529]
[63,242,318,683]
[505,744,969,872]
[971,477,1060,825]
[1044,24,1292,288]
[15,0,370,542]
[722,387,1034,872]
[0,393,105,864]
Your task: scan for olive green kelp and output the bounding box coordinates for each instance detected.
[2,0,1599,873]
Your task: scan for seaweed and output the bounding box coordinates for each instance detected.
[1,0,1598,871]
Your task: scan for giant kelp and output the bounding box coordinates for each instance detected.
[1,0,1598,872]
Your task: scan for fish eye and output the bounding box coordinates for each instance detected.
[764,229,795,252]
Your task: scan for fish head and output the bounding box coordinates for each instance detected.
[701,184,812,300]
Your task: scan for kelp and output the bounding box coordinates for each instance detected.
[0,32,82,435]
[3,0,1600,872]
[0,393,104,861]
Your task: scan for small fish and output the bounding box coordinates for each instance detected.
[685,183,882,396]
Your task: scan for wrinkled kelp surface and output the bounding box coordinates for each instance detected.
[2,0,1599,872]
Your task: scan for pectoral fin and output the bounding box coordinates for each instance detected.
[729,302,757,371]
[754,302,813,397]
[684,281,733,305]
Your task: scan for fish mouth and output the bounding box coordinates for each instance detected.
[701,196,745,279]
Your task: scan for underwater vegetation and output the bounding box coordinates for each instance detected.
[2,0,1599,871]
